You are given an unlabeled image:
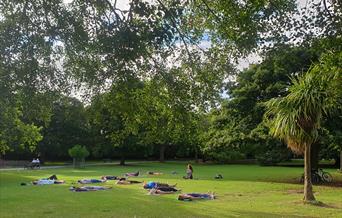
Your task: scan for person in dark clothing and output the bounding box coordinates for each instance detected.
[69,186,112,192]
[125,171,139,177]
[178,193,215,201]
[101,175,118,180]
[148,187,179,195]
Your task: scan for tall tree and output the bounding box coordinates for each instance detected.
[265,52,341,202]
[38,96,89,160]
[201,46,318,164]
[0,0,69,155]
[138,79,192,162]
[88,76,145,165]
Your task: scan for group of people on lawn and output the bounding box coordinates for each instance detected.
[25,163,215,201]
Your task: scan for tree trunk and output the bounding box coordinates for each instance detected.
[340,149,342,172]
[194,148,199,163]
[304,143,316,202]
[159,145,166,162]
[310,142,320,172]
[120,155,125,166]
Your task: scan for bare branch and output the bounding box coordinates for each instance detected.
[323,0,333,19]
[200,0,221,23]
[104,0,122,22]
[155,0,193,61]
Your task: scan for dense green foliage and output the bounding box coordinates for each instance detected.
[0,0,70,155]
[201,46,319,164]
[38,97,88,160]
[68,144,89,159]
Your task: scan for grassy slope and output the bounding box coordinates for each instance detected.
[0,162,342,218]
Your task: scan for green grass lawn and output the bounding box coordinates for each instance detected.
[1,162,342,218]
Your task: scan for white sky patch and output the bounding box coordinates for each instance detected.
[237,53,262,71]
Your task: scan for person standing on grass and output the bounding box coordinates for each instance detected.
[184,164,193,179]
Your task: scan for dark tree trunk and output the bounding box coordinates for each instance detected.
[333,155,340,169]
[340,150,342,172]
[310,142,320,171]
[194,147,199,163]
[159,145,166,162]
[120,155,125,166]
[304,143,316,202]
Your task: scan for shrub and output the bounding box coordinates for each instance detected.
[68,145,89,168]
[256,144,290,166]
[207,150,244,163]
[68,145,89,159]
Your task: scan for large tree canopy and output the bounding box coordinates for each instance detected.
[201,46,319,163]
[0,0,69,154]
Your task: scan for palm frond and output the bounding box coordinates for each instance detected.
[265,51,341,153]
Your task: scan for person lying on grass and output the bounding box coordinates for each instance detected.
[101,175,118,180]
[178,193,215,201]
[148,187,179,195]
[143,181,177,189]
[32,179,65,185]
[116,178,142,185]
[69,186,112,192]
[125,171,139,177]
[78,179,106,184]
[22,175,65,185]
[147,171,163,175]
[101,176,127,181]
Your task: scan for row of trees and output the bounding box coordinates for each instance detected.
[4,45,340,169]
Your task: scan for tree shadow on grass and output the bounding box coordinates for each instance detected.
[273,177,342,188]
[228,210,314,218]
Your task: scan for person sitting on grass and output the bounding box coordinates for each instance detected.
[116,178,142,185]
[147,171,163,175]
[101,175,118,180]
[183,164,193,179]
[178,193,215,201]
[214,174,223,179]
[125,171,139,177]
[143,181,177,189]
[78,179,106,184]
[69,186,112,192]
[148,187,179,195]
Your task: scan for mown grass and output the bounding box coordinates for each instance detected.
[1,162,342,218]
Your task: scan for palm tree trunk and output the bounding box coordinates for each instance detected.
[304,143,316,202]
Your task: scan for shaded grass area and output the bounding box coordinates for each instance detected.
[277,159,336,167]
[1,162,342,218]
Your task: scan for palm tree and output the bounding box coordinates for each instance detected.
[265,52,341,203]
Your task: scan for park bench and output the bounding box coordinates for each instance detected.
[24,162,40,170]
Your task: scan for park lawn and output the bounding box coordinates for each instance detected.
[0,162,342,218]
